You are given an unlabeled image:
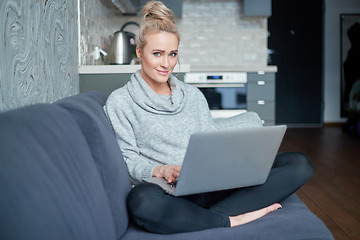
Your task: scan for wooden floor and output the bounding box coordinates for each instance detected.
[278,126,360,240]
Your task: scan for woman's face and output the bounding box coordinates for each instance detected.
[136,32,178,94]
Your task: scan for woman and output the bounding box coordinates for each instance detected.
[104,1,313,234]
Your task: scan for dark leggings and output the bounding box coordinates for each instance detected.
[127,152,313,234]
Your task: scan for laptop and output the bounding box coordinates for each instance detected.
[143,125,287,197]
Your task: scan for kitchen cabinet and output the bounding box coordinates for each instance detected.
[109,0,182,17]
[247,72,276,125]
[80,66,276,125]
[79,65,190,95]
[137,0,182,17]
[243,0,271,17]
[80,73,133,95]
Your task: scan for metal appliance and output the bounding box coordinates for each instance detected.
[184,72,247,119]
[108,22,139,65]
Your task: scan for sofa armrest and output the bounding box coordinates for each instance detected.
[214,112,263,130]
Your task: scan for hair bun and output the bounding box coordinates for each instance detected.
[142,1,175,24]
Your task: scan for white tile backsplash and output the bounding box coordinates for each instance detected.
[80,0,268,70]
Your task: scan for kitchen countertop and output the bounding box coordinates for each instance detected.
[78,64,277,74]
[79,64,191,74]
[189,65,278,73]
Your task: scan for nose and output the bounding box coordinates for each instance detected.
[161,56,169,68]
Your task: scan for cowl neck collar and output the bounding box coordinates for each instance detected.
[127,70,187,115]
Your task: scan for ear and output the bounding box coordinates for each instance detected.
[136,46,142,60]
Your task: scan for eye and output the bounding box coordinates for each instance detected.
[170,52,177,57]
[153,52,161,57]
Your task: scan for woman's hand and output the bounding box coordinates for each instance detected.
[152,165,181,183]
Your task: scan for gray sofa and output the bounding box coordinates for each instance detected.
[0,91,333,239]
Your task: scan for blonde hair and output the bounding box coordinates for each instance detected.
[136,1,180,49]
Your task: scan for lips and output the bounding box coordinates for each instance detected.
[156,69,169,76]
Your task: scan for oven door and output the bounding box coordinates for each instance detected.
[194,83,247,118]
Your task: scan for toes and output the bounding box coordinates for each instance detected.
[268,203,282,212]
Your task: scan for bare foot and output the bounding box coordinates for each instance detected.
[229,203,282,227]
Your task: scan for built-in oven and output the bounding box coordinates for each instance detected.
[184,72,247,119]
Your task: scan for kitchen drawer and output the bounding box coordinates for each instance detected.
[247,80,275,101]
[247,72,275,82]
[247,101,275,123]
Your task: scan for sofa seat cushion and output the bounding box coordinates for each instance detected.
[55,91,132,239]
[214,111,263,130]
[121,194,333,240]
[0,104,116,240]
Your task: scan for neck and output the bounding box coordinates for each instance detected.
[152,81,171,95]
[141,73,171,95]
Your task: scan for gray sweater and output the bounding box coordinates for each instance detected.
[104,71,216,184]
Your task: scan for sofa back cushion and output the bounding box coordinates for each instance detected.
[55,91,132,239]
[0,104,116,240]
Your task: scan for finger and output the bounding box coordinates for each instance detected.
[165,172,174,183]
[172,168,180,177]
[166,176,175,183]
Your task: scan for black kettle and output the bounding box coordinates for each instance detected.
[108,22,140,64]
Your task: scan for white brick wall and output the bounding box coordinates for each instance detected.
[80,0,268,70]
[178,0,268,70]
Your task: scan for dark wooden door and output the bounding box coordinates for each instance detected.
[268,0,324,126]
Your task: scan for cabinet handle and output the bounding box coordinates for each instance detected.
[257,100,265,105]
[257,81,266,85]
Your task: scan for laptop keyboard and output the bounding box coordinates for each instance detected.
[167,180,177,188]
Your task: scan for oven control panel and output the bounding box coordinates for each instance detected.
[184,72,247,84]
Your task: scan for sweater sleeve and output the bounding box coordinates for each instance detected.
[104,93,156,185]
